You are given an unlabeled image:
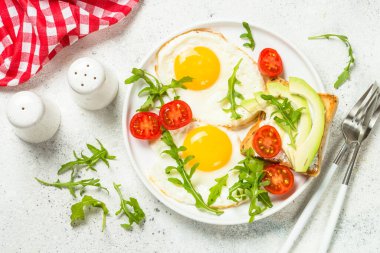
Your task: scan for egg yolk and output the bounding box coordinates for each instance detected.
[174,46,220,90]
[182,125,232,172]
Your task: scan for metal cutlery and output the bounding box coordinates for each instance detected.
[279,83,380,253]
[319,85,380,253]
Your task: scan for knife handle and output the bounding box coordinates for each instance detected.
[278,163,339,253]
[318,184,348,253]
[319,143,361,252]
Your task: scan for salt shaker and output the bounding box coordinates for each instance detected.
[6,91,61,143]
[67,57,118,110]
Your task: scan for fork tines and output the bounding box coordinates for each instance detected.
[347,83,379,123]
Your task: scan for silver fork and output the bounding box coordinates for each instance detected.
[333,83,380,166]
[319,85,380,253]
[279,83,380,253]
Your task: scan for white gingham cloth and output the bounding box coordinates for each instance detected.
[0,0,139,87]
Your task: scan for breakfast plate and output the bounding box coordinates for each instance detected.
[122,20,327,225]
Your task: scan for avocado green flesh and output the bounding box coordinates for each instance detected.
[240,92,268,117]
[266,81,313,168]
[266,81,312,146]
[243,78,325,173]
[288,77,325,172]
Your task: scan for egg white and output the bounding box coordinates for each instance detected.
[148,122,247,208]
[156,30,265,128]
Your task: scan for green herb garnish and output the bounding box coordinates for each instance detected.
[240,22,255,51]
[161,130,223,215]
[57,140,115,175]
[207,174,229,206]
[113,183,145,230]
[70,195,109,231]
[228,149,272,222]
[35,177,109,198]
[125,68,192,111]
[221,59,244,120]
[308,34,355,89]
[261,94,304,148]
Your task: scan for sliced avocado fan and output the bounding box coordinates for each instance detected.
[266,80,312,168]
[288,77,325,172]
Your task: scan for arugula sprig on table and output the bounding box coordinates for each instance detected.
[36,140,113,198]
[58,139,116,175]
[125,68,192,111]
[261,94,304,148]
[228,149,272,222]
[113,183,145,230]
[221,59,245,120]
[70,195,109,231]
[35,139,138,232]
[207,174,229,206]
[240,22,255,51]
[35,177,109,198]
[161,130,223,215]
[308,34,355,89]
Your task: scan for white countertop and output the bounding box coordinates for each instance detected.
[1,1,379,252]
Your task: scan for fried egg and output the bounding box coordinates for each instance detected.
[156,30,265,128]
[148,122,246,208]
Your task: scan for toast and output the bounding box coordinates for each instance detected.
[240,79,338,177]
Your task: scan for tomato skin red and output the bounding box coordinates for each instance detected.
[262,164,294,195]
[253,125,282,158]
[129,112,162,140]
[258,48,283,78]
[159,100,192,130]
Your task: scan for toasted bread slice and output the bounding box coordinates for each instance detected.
[240,81,338,176]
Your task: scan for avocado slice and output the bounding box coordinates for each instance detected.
[266,80,312,146]
[241,77,325,173]
[288,77,325,172]
[240,91,266,114]
[266,80,313,168]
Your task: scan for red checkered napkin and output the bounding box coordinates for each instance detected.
[0,0,139,87]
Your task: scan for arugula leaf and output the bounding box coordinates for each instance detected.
[70,195,109,231]
[308,34,355,89]
[228,149,272,222]
[207,174,229,206]
[57,140,116,175]
[113,183,145,230]
[125,68,192,111]
[35,177,109,198]
[161,130,223,215]
[261,94,304,148]
[240,22,255,51]
[221,59,245,120]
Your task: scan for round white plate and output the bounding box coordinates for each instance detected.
[122,20,325,225]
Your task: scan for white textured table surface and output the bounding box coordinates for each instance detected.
[1,1,380,252]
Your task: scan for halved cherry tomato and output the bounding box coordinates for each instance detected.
[258,48,283,78]
[159,100,192,130]
[129,112,161,140]
[253,125,282,158]
[262,164,294,195]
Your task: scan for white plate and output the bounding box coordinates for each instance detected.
[122,20,325,225]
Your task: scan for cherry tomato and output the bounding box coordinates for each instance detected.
[262,164,294,195]
[258,48,283,78]
[159,100,192,130]
[129,112,161,140]
[253,125,282,158]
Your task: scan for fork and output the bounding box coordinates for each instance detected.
[319,85,380,253]
[278,83,380,253]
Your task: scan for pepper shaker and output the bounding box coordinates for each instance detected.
[6,91,61,143]
[67,57,118,110]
